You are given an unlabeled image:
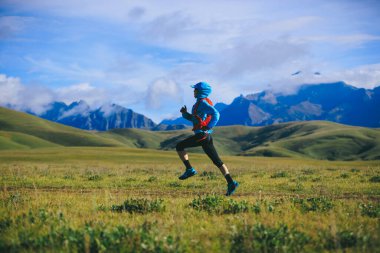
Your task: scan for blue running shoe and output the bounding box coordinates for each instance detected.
[178,168,197,180]
[226,181,239,196]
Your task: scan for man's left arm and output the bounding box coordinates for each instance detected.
[202,102,220,129]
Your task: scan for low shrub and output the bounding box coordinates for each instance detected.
[292,182,304,192]
[168,182,181,188]
[0,218,12,231]
[147,176,157,182]
[88,174,102,181]
[189,195,249,214]
[63,174,74,180]
[199,171,217,180]
[291,197,333,213]
[263,199,284,213]
[1,210,181,252]
[359,203,380,218]
[318,229,373,250]
[230,223,310,253]
[185,183,205,189]
[2,192,25,207]
[111,198,165,214]
[189,195,224,213]
[301,169,315,175]
[296,175,308,182]
[369,176,380,183]
[96,204,108,211]
[252,202,261,214]
[270,171,288,178]
[224,199,250,214]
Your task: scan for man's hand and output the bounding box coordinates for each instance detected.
[180,105,187,113]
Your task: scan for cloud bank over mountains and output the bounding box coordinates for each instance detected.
[0,73,185,120]
[0,74,54,114]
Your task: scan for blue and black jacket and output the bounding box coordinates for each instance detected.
[182,82,220,134]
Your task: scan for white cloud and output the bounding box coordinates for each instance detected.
[59,101,90,119]
[305,34,380,46]
[24,51,167,94]
[146,78,182,109]
[252,63,380,95]
[99,104,119,117]
[0,74,110,114]
[0,16,36,39]
[26,57,106,81]
[127,6,146,20]
[329,64,380,88]
[140,11,193,43]
[0,74,54,114]
[215,37,309,79]
[56,83,107,107]
[0,74,24,105]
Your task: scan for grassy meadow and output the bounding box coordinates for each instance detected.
[0,147,379,252]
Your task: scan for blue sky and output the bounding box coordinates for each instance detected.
[1,0,380,122]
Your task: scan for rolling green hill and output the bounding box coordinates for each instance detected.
[1,106,380,160]
[0,107,123,149]
[222,122,380,160]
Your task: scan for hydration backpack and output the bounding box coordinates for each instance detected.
[192,98,213,131]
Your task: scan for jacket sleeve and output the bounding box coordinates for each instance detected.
[202,101,220,128]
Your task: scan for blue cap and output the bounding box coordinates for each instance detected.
[191,81,209,89]
[191,82,212,98]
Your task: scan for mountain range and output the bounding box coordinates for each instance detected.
[23,82,380,130]
[35,100,187,131]
[165,82,380,128]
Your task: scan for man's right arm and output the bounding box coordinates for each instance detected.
[180,105,194,121]
[182,112,194,121]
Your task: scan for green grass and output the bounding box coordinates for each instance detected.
[0,107,123,148]
[237,121,380,160]
[1,107,380,250]
[2,106,380,160]
[0,131,60,150]
[0,147,379,252]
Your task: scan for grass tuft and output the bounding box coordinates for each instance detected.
[291,197,333,213]
[189,195,250,214]
[369,176,380,182]
[231,223,310,253]
[270,171,288,178]
[358,203,380,218]
[111,198,165,214]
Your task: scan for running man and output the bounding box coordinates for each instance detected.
[176,82,239,196]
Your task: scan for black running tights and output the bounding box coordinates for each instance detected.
[175,133,224,168]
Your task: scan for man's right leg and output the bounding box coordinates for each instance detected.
[177,150,189,163]
[177,150,193,172]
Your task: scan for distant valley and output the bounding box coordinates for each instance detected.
[1,106,379,161]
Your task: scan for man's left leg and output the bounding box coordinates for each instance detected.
[202,135,239,196]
